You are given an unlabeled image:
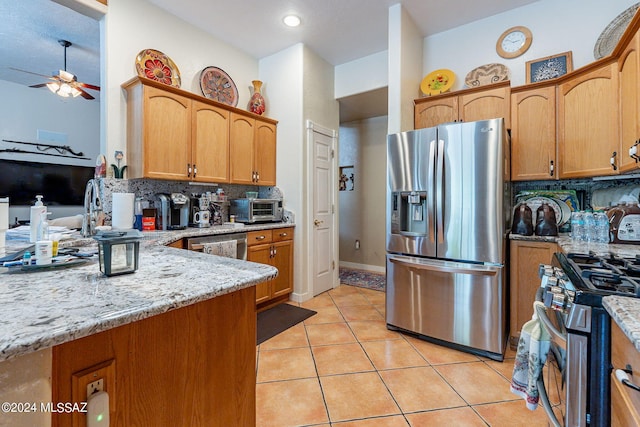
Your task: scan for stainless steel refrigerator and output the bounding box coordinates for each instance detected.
[386,118,510,361]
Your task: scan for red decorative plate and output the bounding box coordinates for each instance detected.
[199,66,238,107]
[135,49,181,88]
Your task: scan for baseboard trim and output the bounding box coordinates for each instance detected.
[339,262,385,274]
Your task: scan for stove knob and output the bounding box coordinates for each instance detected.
[539,264,554,278]
[551,292,567,311]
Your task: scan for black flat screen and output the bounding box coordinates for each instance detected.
[0,159,94,205]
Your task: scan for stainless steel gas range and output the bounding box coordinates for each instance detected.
[537,252,640,427]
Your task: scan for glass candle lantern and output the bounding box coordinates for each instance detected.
[93,230,142,276]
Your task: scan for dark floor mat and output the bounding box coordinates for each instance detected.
[257,303,316,345]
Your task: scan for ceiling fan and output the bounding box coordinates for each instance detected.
[14,39,100,100]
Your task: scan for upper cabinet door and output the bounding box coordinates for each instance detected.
[254,120,277,185]
[415,96,458,129]
[192,100,230,182]
[558,62,620,178]
[510,86,557,180]
[460,86,511,129]
[229,113,255,184]
[143,86,191,180]
[619,30,640,173]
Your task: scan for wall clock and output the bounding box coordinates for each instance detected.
[496,26,533,59]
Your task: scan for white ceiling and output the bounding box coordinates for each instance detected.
[0,0,540,118]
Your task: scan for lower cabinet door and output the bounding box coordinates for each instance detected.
[271,240,293,298]
[248,244,272,304]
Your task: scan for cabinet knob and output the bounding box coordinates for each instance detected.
[187,163,192,177]
[279,232,287,237]
[610,151,618,171]
[256,235,266,241]
[193,164,197,178]
[549,160,554,177]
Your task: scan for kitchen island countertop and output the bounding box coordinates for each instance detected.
[603,296,640,352]
[0,223,292,362]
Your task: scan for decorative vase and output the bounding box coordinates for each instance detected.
[248,80,265,115]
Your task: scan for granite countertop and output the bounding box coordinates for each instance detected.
[603,296,640,352]
[0,222,294,362]
[510,233,640,258]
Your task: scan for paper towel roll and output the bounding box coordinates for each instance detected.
[0,197,8,231]
[112,193,135,230]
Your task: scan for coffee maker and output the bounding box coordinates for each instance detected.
[156,193,189,230]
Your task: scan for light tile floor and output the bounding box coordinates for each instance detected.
[256,285,554,427]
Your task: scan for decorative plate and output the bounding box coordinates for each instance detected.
[594,3,640,59]
[135,49,181,88]
[420,69,455,96]
[465,63,510,87]
[199,66,238,107]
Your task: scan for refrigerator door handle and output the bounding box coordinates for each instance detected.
[436,139,445,244]
[428,140,436,243]
[389,255,499,276]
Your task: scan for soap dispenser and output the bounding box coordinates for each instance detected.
[29,195,47,243]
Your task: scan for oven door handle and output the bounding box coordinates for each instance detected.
[534,302,567,350]
[537,377,564,427]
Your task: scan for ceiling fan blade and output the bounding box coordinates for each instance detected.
[9,67,51,78]
[29,83,49,88]
[77,87,95,100]
[76,81,100,91]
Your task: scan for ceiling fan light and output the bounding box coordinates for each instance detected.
[70,86,82,97]
[58,83,73,96]
[46,81,60,94]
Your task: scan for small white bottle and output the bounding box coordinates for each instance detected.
[29,195,46,243]
[35,240,53,265]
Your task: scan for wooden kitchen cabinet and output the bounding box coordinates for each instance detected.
[414,81,510,129]
[510,85,557,180]
[619,28,640,173]
[247,227,294,309]
[229,113,277,186]
[611,320,640,426]
[509,239,558,347]
[127,85,191,181]
[123,76,277,184]
[52,286,256,427]
[192,100,230,182]
[557,60,620,178]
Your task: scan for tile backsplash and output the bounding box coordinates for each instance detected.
[512,176,640,210]
[101,178,284,224]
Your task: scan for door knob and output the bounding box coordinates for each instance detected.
[314,219,323,226]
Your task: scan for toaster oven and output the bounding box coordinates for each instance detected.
[230,199,283,223]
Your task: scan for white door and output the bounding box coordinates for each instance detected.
[308,121,337,296]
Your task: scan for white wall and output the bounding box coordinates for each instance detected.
[258,44,339,302]
[339,116,387,271]
[334,51,388,99]
[0,80,99,167]
[259,44,306,299]
[0,349,52,427]
[423,0,639,89]
[388,4,423,134]
[104,0,259,157]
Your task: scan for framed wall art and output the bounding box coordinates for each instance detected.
[526,51,573,84]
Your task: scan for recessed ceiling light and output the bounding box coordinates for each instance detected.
[283,14,301,27]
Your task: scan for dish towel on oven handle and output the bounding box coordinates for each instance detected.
[201,240,237,258]
[510,301,551,410]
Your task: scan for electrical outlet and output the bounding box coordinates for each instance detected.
[87,378,104,397]
[355,240,360,250]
